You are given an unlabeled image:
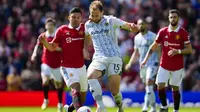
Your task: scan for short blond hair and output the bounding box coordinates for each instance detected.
[89,0,103,12]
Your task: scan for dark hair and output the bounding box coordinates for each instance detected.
[69,7,82,15]
[89,0,103,12]
[169,9,180,17]
[45,18,56,25]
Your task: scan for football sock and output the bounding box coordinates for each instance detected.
[68,103,75,112]
[43,85,49,99]
[88,79,105,109]
[57,87,63,103]
[173,91,180,110]
[158,88,168,108]
[112,92,123,107]
[71,89,81,110]
[148,85,156,108]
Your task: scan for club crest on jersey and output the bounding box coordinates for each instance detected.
[105,22,109,26]
[78,31,84,35]
[69,73,73,77]
[176,35,180,40]
[66,32,70,35]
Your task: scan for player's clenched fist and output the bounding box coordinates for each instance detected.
[130,23,139,32]
[39,34,46,43]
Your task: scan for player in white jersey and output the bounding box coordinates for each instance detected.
[84,1,138,112]
[125,19,160,112]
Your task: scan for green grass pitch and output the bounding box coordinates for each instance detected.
[0,107,199,112]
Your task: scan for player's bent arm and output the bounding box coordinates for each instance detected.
[84,34,92,49]
[55,47,62,52]
[179,44,193,55]
[41,39,58,52]
[142,41,159,64]
[31,44,39,61]
[120,23,138,32]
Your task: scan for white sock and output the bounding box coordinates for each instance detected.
[88,79,105,108]
[143,85,155,110]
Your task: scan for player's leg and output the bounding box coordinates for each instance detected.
[144,66,157,112]
[87,59,107,112]
[140,67,149,112]
[107,57,123,112]
[156,67,170,112]
[41,64,51,110]
[61,67,82,111]
[65,65,89,112]
[170,69,184,112]
[51,67,64,112]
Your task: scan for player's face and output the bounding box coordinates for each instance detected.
[169,13,179,26]
[68,12,82,28]
[45,22,55,32]
[137,19,146,32]
[89,8,103,23]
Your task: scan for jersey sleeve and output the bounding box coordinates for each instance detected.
[84,21,90,36]
[183,31,190,45]
[134,36,138,49]
[110,16,127,28]
[155,29,163,44]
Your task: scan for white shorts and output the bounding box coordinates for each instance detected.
[140,66,158,83]
[156,66,184,86]
[60,65,88,92]
[41,63,62,82]
[89,56,123,76]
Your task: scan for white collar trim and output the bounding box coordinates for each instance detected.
[168,25,180,32]
[68,24,81,30]
[45,31,55,37]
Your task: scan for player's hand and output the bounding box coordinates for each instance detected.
[140,60,147,69]
[168,47,178,57]
[125,63,132,71]
[83,48,90,60]
[31,54,36,62]
[39,34,46,43]
[130,23,139,32]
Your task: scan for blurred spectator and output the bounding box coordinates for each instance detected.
[6,66,22,91]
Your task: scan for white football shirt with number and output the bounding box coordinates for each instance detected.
[85,15,126,58]
[134,31,159,66]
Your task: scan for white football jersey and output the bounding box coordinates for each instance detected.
[134,31,159,66]
[85,15,126,58]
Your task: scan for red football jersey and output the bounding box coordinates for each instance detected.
[37,32,62,68]
[155,26,190,71]
[52,23,85,68]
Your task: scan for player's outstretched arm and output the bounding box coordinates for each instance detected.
[141,41,159,68]
[120,23,139,32]
[125,48,139,71]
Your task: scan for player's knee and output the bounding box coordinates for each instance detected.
[171,86,179,91]
[157,83,165,89]
[71,88,81,97]
[146,79,155,85]
[70,82,81,92]
[54,81,62,89]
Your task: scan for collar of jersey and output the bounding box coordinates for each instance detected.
[168,25,180,32]
[45,31,55,37]
[68,24,81,30]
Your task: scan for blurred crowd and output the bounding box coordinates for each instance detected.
[0,0,200,92]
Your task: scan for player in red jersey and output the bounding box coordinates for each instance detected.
[141,9,193,112]
[39,7,90,112]
[31,18,63,112]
